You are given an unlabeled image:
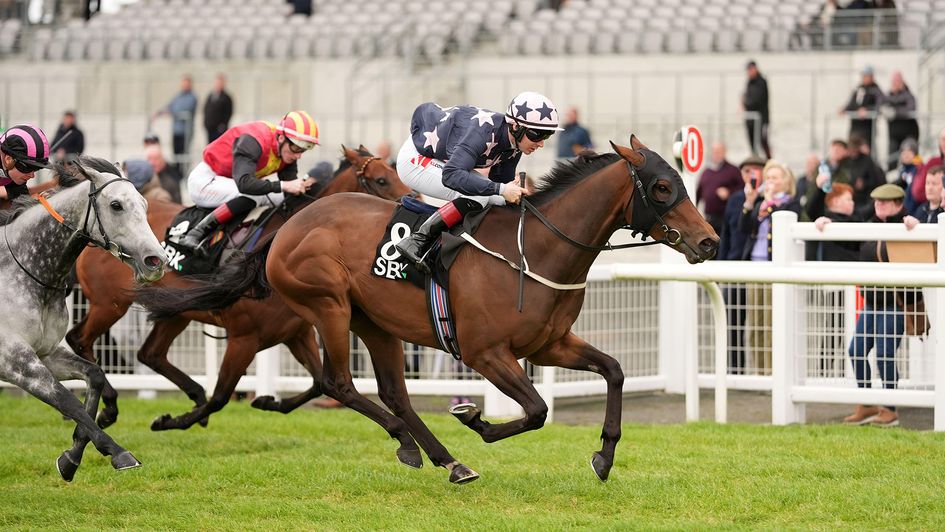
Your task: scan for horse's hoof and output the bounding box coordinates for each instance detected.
[251,395,278,411]
[448,463,480,484]
[396,447,423,469]
[448,402,481,425]
[198,416,209,428]
[150,413,173,431]
[96,409,117,429]
[590,452,611,482]
[111,451,142,471]
[56,451,80,482]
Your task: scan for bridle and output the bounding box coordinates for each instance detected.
[5,176,133,293]
[520,159,690,254]
[355,156,382,195]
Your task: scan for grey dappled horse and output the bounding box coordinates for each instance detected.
[0,156,166,481]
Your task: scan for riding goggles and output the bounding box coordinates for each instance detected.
[524,128,555,142]
[13,159,44,174]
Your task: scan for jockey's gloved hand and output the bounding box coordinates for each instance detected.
[500,182,527,205]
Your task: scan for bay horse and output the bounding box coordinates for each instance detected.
[0,156,166,481]
[68,146,411,430]
[137,137,718,484]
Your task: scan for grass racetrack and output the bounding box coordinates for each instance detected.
[1,393,945,530]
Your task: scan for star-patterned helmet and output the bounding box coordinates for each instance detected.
[504,91,563,132]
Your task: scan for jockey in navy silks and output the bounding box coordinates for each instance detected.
[394,91,562,269]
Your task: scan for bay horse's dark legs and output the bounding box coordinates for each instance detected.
[450,347,549,444]
[313,303,422,468]
[150,331,259,431]
[351,314,479,483]
[136,316,208,413]
[251,327,324,413]
[0,341,140,481]
[526,333,624,481]
[65,301,129,428]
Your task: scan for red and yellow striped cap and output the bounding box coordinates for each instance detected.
[277,110,319,150]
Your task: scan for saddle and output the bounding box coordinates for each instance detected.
[162,204,275,276]
[372,196,490,359]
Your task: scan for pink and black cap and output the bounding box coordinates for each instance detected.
[0,124,51,170]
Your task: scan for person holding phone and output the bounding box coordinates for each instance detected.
[717,154,767,374]
[739,160,802,373]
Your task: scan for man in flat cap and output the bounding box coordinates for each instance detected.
[842,182,912,427]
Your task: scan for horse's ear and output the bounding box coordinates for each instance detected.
[341,144,358,162]
[357,144,370,155]
[629,134,648,151]
[610,140,645,167]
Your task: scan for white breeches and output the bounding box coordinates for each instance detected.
[187,161,285,209]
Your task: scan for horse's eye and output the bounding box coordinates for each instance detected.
[110,201,123,212]
[377,178,388,186]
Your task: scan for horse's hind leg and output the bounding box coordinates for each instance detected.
[351,314,478,483]
[151,333,259,431]
[252,327,324,414]
[526,333,624,482]
[65,301,128,428]
[136,316,208,412]
[450,347,549,443]
[0,342,139,481]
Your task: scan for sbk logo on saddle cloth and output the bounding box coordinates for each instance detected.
[372,204,428,285]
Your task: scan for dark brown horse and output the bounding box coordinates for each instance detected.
[137,137,718,484]
[68,146,412,430]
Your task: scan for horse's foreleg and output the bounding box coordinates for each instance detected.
[252,327,324,413]
[352,316,478,483]
[65,301,128,428]
[0,342,139,481]
[313,304,419,466]
[526,333,624,481]
[453,347,549,443]
[136,317,206,408]
[151,334,258,431]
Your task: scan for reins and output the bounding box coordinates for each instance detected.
[5,177,131,294]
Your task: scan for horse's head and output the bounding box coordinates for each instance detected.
[338,145,413,200]
[69,158,167,283]
[611,136,719,263]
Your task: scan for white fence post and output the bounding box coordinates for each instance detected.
[540,365,556,423]
[203,324,219,396]
[701,281,728,423]
[771,211,805,425]
[255,346,281,399]
[935,213,945,431]
[484,381,524,418]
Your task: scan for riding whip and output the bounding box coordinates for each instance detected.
[517,171,526,312]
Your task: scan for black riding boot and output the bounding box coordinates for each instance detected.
[177,213,219,250]
[395,211,450,270]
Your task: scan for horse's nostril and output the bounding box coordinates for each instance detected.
[144,255,164,270]
[699,238,718,252]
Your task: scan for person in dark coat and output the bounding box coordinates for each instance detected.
[882,71,919,170]
[718,154,766,374]
[742,60,771,158]
[840,66,884,150]
[203,74,234,144]
[50,111,85,159]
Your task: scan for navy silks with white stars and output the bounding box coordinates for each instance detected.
[410,102,522,197]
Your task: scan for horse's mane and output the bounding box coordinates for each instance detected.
[0,156,119,227]
[527,152,622,206]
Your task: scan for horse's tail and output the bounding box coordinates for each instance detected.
[135,235,275,320]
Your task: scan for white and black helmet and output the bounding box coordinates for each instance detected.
[505,91,563,140]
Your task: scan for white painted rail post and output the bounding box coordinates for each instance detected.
[700,281,728,423]
[203,323,219,396]
[484,381,524,418]
[540,365,556,423]
[771,211,805,425]
[935,213,945,431]
[256,346,281,399]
